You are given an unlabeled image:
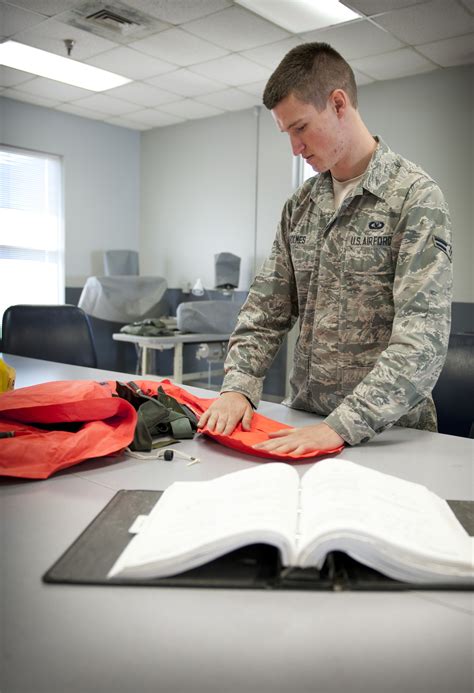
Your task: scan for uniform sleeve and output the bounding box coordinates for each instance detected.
[325,179,452,445]
[220,200,299,407]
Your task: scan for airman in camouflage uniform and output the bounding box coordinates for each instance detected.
[221,137,452,445]
[198,42,452,449]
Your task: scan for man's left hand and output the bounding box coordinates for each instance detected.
[252,422,344,455]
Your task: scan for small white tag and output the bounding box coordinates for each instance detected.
[128,514,149,535]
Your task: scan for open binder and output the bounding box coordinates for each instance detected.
[43,489,474,591]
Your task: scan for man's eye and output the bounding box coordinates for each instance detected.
[296,125,306,132]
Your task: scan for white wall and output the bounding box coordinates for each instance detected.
[358,65,473,303]
[0,96,140,287]
[140,107,292,291]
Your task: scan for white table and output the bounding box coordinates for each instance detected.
[1,354,473,693]
[112,331,230,382]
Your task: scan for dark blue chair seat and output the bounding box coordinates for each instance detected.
[2,304,98,368]
[432,332,474,439]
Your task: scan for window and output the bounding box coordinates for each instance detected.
[0,145,64,322]
[292,156,317,190]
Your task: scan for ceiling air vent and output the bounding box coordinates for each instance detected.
[57,1,166,44]
[85,8,138,35]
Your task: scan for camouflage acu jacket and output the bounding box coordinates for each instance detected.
[221,138,453,445]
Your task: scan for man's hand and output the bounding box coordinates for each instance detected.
[198,391,254,436]
[252,422,344,455]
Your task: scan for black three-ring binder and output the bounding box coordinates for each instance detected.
[43,490,474,591]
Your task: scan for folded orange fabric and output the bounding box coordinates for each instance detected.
[130,380,345,461]
[0,379,343,479]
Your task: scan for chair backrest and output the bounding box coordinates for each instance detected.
[214,252,240,289]
[2,304,98,368]
[103,250,139,276]
[432,332,474,438]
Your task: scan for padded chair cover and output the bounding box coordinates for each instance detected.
[432,332,474,438]
[1,304,97,368]
[215,252,241,289]
[104,250,139,276]
[176,300,241,334]
[78,276,168,323]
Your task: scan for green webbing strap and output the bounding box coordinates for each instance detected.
[116,382,197,452]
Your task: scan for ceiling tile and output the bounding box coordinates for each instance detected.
[0,65,35,88]
[2,87,61,108]
[197,87,259,110]
[0,2,46,36]
[146,68,226,97]
[71,93,141,115]
[13,76,94,101]
[3,0,79,16]
[85,46,176,80]
[352,47,437,79]
[104,80,178,106]
[129,27,228,66]
[183,6,290,51]
[352,68,375,85]
[416,33,474,66]
[239,79,267,97]
[14,18,118,59]
[125,108,185,126]
[242,37,303,69]
[340,0,427,15]
[159,98,224,119]
[104,115,150,130]
[190,54,271,86]
[375,0,474,44]
[302,19,404,59]
[3,0,473,130]
[128,0,232,24]
[55,102,108,119]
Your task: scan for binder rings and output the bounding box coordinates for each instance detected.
[43,489,474,591]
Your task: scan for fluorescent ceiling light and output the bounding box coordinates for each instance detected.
[0,40,131,91]
[235,0,360,34]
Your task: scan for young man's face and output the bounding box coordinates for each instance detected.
[272,92,346,175]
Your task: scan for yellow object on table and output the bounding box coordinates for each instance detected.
[0,357,15,392]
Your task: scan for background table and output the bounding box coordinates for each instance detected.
[1,354,473,693]
[113,331,230,381]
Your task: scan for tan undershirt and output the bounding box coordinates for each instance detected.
[331,171,365,210]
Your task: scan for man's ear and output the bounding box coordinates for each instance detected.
[330,89,348,118]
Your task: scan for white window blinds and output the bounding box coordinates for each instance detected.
[0,145,64,322]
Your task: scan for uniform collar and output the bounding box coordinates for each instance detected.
[359,136,395,202]
[310,136,394,208]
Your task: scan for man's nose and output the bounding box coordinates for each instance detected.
[290,135,305,157]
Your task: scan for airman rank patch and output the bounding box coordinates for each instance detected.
[433,235,452,262]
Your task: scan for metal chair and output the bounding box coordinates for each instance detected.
[2,304,98,368]
[432,332,474,438]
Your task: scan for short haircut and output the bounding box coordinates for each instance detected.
[263,42,358,111]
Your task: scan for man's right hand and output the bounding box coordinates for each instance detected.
[197,391,254,436]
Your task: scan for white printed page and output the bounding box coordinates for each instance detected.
[297,459,473,583]
[108,463,299,580]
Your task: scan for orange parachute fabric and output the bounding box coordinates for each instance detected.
[0,379,343,479]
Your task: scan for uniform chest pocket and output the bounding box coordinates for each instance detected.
[290,242,317,273]
[344,234,394,275]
